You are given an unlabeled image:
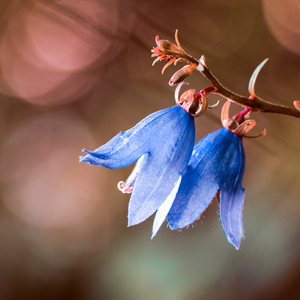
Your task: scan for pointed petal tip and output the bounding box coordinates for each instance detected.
[127,219,133,227]
[127,215,142,227]
[231,239,241,250]
[79,155,89,163]
[79,150,99,163]
[167,217,190,231]
[151,177,181,238]
[248,58,268,97]
[167,222,179,231]
[82,149,94,155]
[225,233,242,250]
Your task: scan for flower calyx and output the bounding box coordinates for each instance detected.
[175,82,208,117]
[221,101,266,138]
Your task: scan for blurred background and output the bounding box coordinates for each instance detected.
[0,0,299,299]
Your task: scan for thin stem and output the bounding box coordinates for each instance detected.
[233,107,251,124]
[153,32,300,118]
[200,86,217,96]
[199,65,300,118]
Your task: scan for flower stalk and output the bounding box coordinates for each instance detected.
[152,30,300,119]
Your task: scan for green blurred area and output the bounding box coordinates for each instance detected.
[0,0,300,299]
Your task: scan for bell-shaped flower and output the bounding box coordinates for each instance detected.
[80,86,208,227]
[162,101,266,249]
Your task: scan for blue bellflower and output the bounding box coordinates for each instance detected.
[81,84,208,228]
[81,105,196,226]
[163,101,265,249]
[166,127,245,249]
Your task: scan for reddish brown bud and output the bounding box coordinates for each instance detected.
[169,65,196,86]
[157,39,174,51]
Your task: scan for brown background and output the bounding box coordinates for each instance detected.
[0,0,299,299]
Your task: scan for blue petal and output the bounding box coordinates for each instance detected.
[218,133,245,250]
[122,154,148,190]
[127,107,195,225]
[151,176,182,238]
[80,106,185,169]
[167,129,225,229]
[167,164,219,229]
[167,128,245,241]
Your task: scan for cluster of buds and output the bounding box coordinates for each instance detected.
[151,30,216,117]
[151,30,203,86]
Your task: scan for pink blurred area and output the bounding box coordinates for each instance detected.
[263,0,300,57]
[0,0,121,104]
[0,0,300,299]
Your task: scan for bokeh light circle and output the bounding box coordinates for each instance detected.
[0,110,110,230]
[263,0,300,57]
[0,0,120,105]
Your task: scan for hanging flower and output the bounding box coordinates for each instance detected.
[80,86,208,227]
[157,101,266,249]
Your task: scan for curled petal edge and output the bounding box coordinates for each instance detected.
[117,181,133,194]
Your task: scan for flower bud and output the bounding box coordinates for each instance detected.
[169,64,196,86]
[155,35,182,53]
[156,38,174,51]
